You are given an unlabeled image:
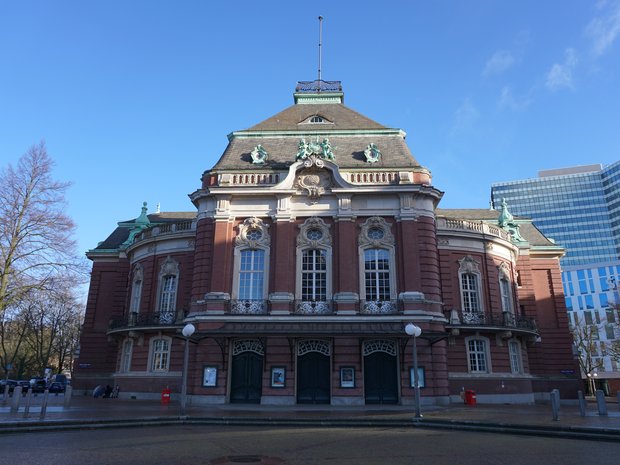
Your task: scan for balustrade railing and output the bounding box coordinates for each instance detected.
[436,217,512,241]
[133,219,197,245]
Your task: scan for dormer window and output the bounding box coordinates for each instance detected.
[299,114,333,125]
[310,116,325,123]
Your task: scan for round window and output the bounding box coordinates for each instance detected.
[246,229,263,241]
[368,227,385,240]
[307,229,323,241]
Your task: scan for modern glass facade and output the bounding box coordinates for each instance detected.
[492,162,620,386]
[491,163,620,267]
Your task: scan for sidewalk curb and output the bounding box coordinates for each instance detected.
[1,416,619,442]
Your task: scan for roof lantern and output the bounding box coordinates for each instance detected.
[294,80,344,105]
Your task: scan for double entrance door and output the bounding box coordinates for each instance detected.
[230,351,263,403]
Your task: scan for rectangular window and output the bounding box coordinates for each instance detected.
[364,249,391,301]
[461,273,481,313]
[605,324,615,339]
[585,295,594,310]
[120,339,133,373]
[599,293,609,308]
[508,340,522,374]
[467,339,488,373]
[577,270,588,294]
[130,279,142,313]
[606,308,616,323]
[500,278,512,313]
[151,338,170,372]
[565,297,573,310]
[301,249,327,301]
[239,249,265,300]
[584,311,593,325]
[159,275,177,315]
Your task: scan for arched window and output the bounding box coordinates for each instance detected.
[358,217,397,313]
[310,116,325,123]
[120,338,133,373]
[149,336,171,372]
[157,257,179,324]
[296,217,332,314]
[232,218,270,314]
[498,263,514,317]
[458,256,483,322]
[129,264,143,315]
[466,336,490,373]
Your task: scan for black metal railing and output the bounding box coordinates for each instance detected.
[361,300,400,315]
[229,299,269,315]
[295,80,342,92]
[294,300,333,315]
[109,311,183,330]
[447,309,537,331]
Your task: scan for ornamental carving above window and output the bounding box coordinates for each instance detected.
[297,217,332,249]
[359,217,395,248]
[235,217,271,249]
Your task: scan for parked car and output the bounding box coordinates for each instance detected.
[48,382,65,394]
[29,378,47,393]
[0,379,17,393]
[49,374,69,389]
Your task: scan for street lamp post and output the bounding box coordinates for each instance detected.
[405,323,422,419]
[180,323,195,416]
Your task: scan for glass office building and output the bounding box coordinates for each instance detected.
[492,163,620,390]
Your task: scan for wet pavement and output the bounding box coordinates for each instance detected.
[1,393,620,441]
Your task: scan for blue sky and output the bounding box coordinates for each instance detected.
[1,1,620,260]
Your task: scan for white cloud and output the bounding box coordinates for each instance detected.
[450,98,479,136]
[498,86,532,110]
[482,50,516,77]
[545,48,579,91]
[586,1,620,57]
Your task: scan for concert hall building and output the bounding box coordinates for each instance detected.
[74,80,580,406]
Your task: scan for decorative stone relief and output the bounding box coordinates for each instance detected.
[294,168,332,203]
[297,217,332,249]
[359,217,395,249]
[458,255,480,274]
[235,217,271,249]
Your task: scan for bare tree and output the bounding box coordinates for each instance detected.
[0,142,85,378]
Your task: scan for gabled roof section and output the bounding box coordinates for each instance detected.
[246,103,388,132]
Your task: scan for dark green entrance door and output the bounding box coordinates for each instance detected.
[364,351,398,404]
[230,352,263,403]
[297,352,330,404]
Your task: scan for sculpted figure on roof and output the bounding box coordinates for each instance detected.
[296,137,335,161]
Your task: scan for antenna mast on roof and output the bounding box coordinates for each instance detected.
[318,15,323,88]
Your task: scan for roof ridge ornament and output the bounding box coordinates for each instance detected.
[498,198,525,243]
[251,144,268,164]
[364,143,381,163]
[296,137,335,162]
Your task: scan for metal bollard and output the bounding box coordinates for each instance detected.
[578,390,586,417]
[10,386,22,413]
[23,389,32,417]
[39,389,49,420]
[596,389,608,416]
[63,385,73,408]
[550,389,560,421]
[1,384,9,405]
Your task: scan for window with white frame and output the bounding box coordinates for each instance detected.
[129,264,143,314]
[120,338,133,373]
[498,263,513,314]
[364,249,391,300]
[157,257,179,324]
[458,256,483,319]
[232,217,270,314]
[239,249,265,299]
[296,217,332,314]
[508,339,522,374]
[358,217,396,313]
[466,337,489,373]
[150,337,171,372]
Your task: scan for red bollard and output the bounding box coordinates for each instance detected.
[161,388,171,405]
[464,389,477,406]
